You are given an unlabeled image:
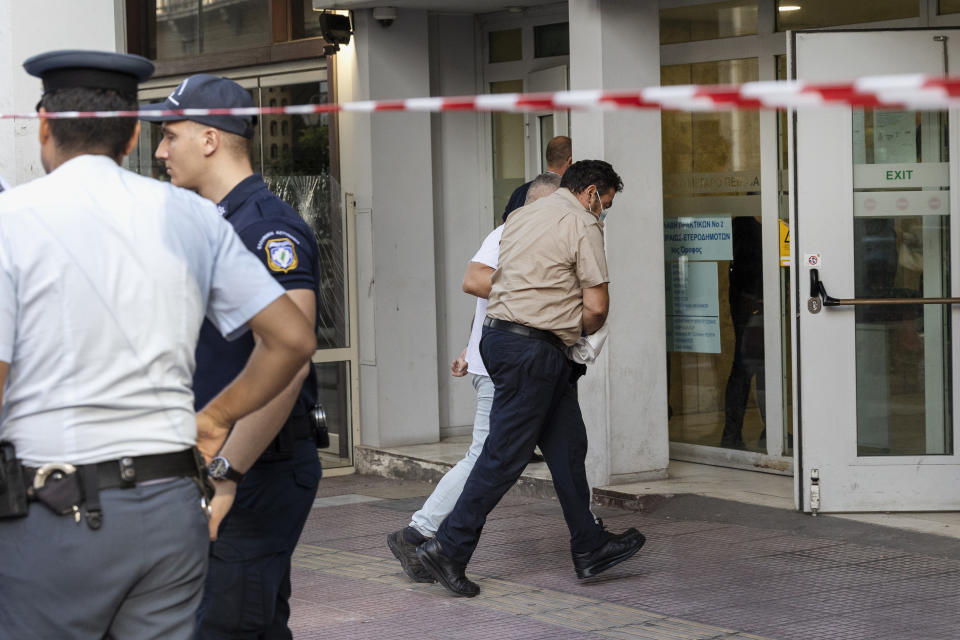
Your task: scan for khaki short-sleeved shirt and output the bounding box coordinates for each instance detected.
[486,188,608,346]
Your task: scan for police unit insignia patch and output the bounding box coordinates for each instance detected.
[266,237,298,273]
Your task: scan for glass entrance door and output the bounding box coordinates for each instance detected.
[792,29,960,511]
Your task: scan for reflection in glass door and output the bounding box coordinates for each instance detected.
[662,57,768,454]
[851,109,952,456]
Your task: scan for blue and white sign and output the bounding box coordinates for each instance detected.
[663,216,733,261]
[665,261,721,354]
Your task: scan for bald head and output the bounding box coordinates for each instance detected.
[545,136,572,174]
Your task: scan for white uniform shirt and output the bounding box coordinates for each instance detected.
[0,155,284,466]
[465,225,503,377]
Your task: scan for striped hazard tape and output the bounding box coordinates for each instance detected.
[3,73,960,119]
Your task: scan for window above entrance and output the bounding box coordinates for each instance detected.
[660,0,758,45]
[126,1,339,76]
[775,0,919,31]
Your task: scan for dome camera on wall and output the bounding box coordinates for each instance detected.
[372,7,397,28]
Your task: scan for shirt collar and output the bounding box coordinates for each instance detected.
[218,173,267,218]
[556,187,587,211]
[556,188,603,224]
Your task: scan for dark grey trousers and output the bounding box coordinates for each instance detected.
[0,477,208,639]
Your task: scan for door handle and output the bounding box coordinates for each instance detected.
[808,269,960,313]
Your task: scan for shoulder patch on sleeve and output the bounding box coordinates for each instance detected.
[265,236,299,273]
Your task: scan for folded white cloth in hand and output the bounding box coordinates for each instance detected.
[566,323,608,364]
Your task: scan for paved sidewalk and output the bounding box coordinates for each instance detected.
[290,473,960,640]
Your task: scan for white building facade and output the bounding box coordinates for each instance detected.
[3,0,960,513]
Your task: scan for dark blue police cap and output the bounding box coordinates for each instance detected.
[23,49,154,96]
[140,74,257,139]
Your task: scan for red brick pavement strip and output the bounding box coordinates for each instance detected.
[289,477,960,639]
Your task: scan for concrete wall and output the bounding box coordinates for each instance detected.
[570,0,669,485]
[428,14,486,435]
[338,9,442,447]
[337,2,669,477]
[0,0,120,186]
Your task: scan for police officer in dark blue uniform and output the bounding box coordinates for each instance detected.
[142,75,322,640]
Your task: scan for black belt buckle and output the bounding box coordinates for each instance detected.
[0,441,27,519]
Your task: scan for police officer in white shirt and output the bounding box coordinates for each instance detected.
[0,50,316,639]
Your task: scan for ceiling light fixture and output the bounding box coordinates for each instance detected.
[778,4,802,11]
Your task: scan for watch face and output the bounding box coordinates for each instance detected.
[208,456,228,479]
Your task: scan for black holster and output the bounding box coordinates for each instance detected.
[0,441,28,519]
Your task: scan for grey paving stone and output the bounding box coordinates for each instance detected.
[286,474,960,640]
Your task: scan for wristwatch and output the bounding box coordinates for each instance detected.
[207,456,244,483]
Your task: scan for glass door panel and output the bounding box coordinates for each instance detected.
[852,110,952,456]
[662,58,765,453]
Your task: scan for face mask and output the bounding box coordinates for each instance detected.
[593,186,607,222]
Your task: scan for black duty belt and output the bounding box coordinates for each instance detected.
[258,412,315,462]
[23,448,200,493]
[19,448,205,530]
[483,317,566,352]
[285,413,313,440]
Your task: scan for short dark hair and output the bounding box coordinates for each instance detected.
[221,129,252,160]
[544,136,571,168]
[560,159,623,195]
[41,88,138,159]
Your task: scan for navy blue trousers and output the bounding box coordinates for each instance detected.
[196,438,321,640]
[435,326,606,565]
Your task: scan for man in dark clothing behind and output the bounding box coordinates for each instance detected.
[502,135,572,219]
[721,216,765,449]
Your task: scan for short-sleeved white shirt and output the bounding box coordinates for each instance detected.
[0,155,285,466]
[465,225,503,377]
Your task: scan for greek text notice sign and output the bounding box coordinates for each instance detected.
[665,261,721,354]
[663,216,733,260]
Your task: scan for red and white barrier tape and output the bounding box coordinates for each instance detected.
[4,73,960,119]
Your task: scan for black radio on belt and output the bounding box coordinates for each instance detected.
[310,403,330,449]
[261,403,330,461]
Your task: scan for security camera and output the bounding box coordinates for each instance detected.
[318,11,352,45]
[372,7,397,28]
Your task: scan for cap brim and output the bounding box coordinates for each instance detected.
[139,100,189,122]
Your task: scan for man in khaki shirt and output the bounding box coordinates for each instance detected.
[417,160,645,597]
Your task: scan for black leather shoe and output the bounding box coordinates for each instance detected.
[387,527,435,583]
[416,538,480,597]
[572,528,645,579]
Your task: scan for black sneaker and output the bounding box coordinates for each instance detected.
[572,528,645,579]
[387,527,435,583]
